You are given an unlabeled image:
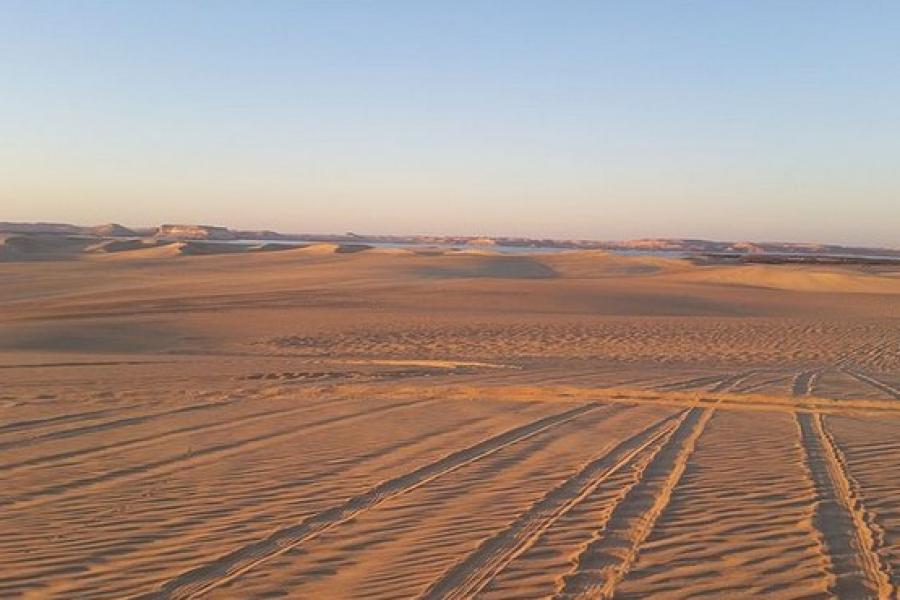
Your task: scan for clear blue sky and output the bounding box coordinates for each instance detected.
[2,1,898,245]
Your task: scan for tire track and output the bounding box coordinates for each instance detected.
[796,412,895,598]
[0,360,169,370]
[419,409,687,600]
[843,370,900,400]
[733,374,791,394]
[0,406,122,437]
[140,402,607,599]
[459,367,650,390]
[709,370,760,393]
[819,415,897,595]
[656,374,725,392]
[0,396,245,452]
[3,396,439,511]
[0,395,357,475]
[554,407,714,599]
[792,370,821,397]
[15,411,496,598]
[520,370,659,390]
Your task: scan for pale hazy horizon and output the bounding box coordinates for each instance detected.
[6,217,900,251]
[3,1,899,246]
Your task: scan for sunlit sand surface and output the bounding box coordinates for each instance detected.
[1,245,898,598]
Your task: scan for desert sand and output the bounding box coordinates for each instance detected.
[1,239,899,598]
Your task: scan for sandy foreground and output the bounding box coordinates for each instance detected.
[1,243,899,599]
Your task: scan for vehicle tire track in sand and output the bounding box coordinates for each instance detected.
[0,360,170,370]
[554,407,713,599]
[16,411,507,599]
[141,402,609,599]
[796,412,895,599]
[792,370,821,398]
[820,414,898,595]
[3,396,441,511]
[733,373,791,394]
[453,367,658,390]
[655,375,726,392]
[843,370,900,400]
[0,396,245,452]
[709,370,761,393]
[0,395,358,475]
[0,406,123,437]
[419,409,688,600]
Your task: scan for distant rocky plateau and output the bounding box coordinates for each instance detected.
[0,221,897,259]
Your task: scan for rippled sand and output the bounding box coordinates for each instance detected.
[1,246,898,598]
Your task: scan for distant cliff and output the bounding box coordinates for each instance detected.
[0,221,896,258]
[154,224,237,240]
[0,222,136,237]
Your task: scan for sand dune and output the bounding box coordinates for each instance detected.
[4,232,900,295]
[0,235,95,261]
[1,242,898,598]
[85,238,157,253]
[411,254,558,279]
[541,249,691,278]
[89,240,313,260]
[666,263,900,294]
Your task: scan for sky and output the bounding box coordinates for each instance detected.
[2,1,898,246]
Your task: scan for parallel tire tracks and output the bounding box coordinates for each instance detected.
[792,370,821,398]
[554,407,714,599]
[655,375,724,392]
[796,412,895,599]
[709,370,759,393]
[0,396,244,453]
[0,395,357,476]
[734,374,790,394]
[419,409,688,600]
[140,402,609,599]
[843,370,900,400]
[0,406,123,437]
[4,396,440,511]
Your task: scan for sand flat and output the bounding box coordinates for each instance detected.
[1,247,898,598]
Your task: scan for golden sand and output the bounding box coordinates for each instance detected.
[1,244,898,598]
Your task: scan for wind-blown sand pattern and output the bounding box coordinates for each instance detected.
[1,245,898,598]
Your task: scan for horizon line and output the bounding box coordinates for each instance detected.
[2,219,898,251]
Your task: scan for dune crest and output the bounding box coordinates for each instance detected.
[667,264,900,293]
